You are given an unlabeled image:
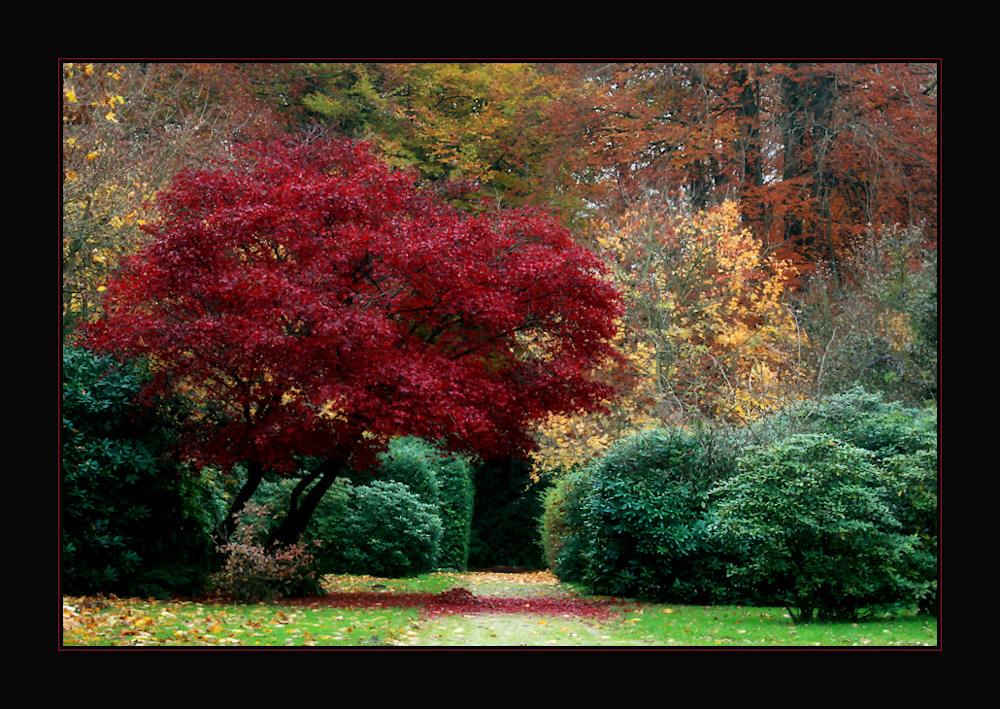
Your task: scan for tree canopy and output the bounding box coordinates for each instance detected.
[82,136,623,544]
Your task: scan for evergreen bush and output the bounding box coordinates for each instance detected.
[566,427,747,603]
[711,434,922,622]
[755,386,936,460]
[61,347,213,597]
[541,468,591,583]
[349,437,474,571]
[881,448,939,615]
[334,480,443,577]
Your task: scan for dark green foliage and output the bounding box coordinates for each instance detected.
[61,348,213,597]
[353,437,475,571]
[568,427,748,603]
[427,448,476,571]
[228,437,474,580]
[881,449,939,615]
[541,468,591,583]
[711,434,923,622]
[543,389,937,617]
[754,386,937,460]
[333,480,443,577]
[469,457,548,570]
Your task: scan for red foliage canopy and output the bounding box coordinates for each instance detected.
[83,138,622,474]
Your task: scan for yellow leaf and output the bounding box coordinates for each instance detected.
[65,87,77,103]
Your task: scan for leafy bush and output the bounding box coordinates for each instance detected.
[334,480,443,577]
[355,437,475,571]
[424,447,475,571]
[210,501,321,604]
[755,386,936,460]
[881,449,939,615]
[711,434,922,622]
[541,468,591,583]
[555,427,748,603]
[61,347,213,597]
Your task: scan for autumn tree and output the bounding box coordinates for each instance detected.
[82,136,622,548]
[533,200,803,476]
[792,224,938,406]
[549,62,937,272]
[244,63,584,214]
[61,61,287,342]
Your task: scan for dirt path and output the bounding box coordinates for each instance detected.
[309,570,640,647]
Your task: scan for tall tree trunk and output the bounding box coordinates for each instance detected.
[778,63,838,260]
[731,64,767,242]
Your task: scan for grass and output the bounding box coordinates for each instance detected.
[61,571,939,649]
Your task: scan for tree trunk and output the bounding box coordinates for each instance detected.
[218,458,265,542]
[267,447,352,548]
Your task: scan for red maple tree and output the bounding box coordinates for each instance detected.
[82,137,622,545]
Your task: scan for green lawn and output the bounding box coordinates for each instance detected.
[61,571,939,649]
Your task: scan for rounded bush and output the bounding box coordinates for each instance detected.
[881,448,938,615]
[349,438,475,570]
[334,480,443,577]
[541,468,591,584]
[569,427,747,603]
[61,347,213,597]
[754,386,937,460]
[711,433,920,622]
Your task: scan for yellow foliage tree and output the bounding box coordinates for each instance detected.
[387,63,570,208]
[61,62,284,342]
[532,200,808,477]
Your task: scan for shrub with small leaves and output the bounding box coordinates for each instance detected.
[711,434,920,622]
[562,427,748,603]
[334,480,443,578]
[61,347,213,597]
[211,501,321,604]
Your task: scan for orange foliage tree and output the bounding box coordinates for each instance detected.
[547,62,938,273]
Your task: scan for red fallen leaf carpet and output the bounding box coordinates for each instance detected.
[279,571,626,620]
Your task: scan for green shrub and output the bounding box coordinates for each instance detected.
[568,427,748,603]
[351,437,475,571]
[334,480,443,577]
[61,347,213,597]
[711,434,921,622]
[426,448,475,571]
[360,437,441,503]
[541,468,591,583]
[881,449,939,615]
[754,386,937,461]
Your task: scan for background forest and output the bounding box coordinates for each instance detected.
[61,61,938,616]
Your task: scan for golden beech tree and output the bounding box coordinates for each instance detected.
[381,63,571,208]
[532,201,807,477]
